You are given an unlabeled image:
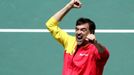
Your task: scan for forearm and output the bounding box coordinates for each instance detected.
[46,3,73,31]
[93,41,105,53]
[52,2,73,22]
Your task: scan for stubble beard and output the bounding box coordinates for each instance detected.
[76,38,83,45]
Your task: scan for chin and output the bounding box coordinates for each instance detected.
[77,41,83,45]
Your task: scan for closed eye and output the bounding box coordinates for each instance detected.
[81,28,87,32]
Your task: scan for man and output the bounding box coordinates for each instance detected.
[46,0,109,75]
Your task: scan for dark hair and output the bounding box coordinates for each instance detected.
[76,17,96,34]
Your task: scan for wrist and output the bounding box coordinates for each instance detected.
[66,3,73,9]
[93,40,97,44]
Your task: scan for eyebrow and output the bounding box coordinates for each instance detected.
[75,27,87,31]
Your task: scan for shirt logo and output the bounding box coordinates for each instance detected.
[79,53,88,56]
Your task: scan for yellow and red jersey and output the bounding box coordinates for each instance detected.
[46,17,109,75]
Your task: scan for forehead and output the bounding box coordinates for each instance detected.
[76,23,89,29]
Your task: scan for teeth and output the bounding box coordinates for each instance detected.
[77,36,82,39]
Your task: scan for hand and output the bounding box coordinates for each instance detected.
[68,0,82,8]
[85,34,96,43]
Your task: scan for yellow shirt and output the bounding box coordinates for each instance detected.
[46,17,77,55]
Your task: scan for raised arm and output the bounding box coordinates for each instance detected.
[53,0,82,21]
[86,34,106,53]
[86,34,109,60]
[45,0,82,47]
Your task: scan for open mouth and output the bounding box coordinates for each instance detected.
[77,35,83,41]
[76,35,83,45]
[77,36,82,39]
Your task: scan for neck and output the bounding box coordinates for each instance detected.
[78,40,89,47]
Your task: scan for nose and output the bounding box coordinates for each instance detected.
[76,30,82,35]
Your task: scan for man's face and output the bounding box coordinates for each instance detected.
[75,23,90,45]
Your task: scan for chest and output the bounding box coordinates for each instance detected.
[71,48,96,67]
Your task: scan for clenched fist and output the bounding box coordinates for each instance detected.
[69,0,82,8]
[85,34,97,43]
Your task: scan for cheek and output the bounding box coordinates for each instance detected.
[83,32,90,38]
[83,33,88,38]
[84,32,90,36]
